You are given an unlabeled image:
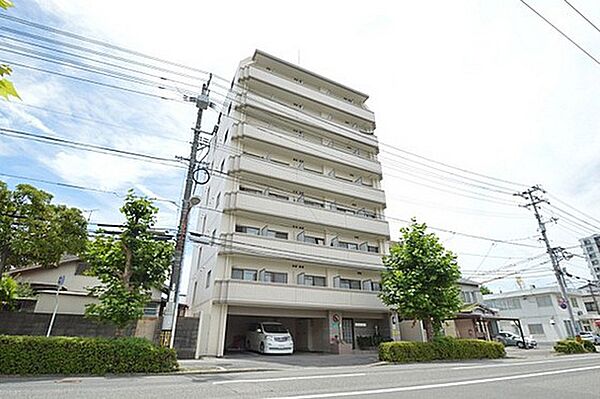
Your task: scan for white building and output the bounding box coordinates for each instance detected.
[580,234,600,281]
[185,50,421,357]
[484,287,592,343]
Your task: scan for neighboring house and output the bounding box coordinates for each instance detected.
[580,234,600,282]
[443,278,503,340]
[484,287,591,342]
[8,256,162,317]
[186,50,423,357]
[579,283,600,333]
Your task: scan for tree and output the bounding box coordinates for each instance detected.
[0,182,88,274]
[480,285,493,295]
[84,191,173,334]
[0,274,18,307]
[379,219,462,341]
[0,1,21,101]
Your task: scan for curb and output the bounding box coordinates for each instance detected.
[176,367,278,375]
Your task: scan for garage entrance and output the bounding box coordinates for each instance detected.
[225,314,329,353]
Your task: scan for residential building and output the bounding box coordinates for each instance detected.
[186,50,414,357]
[8,256,162,317]
[484,287,591,342]
[580,233,600,281]
[580,283,600,333]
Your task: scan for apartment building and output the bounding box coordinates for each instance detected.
[484,287,591,343]
[185,50,411,357]
[580,234,600,281]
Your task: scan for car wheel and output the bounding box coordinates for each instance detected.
[259,342,265,354]
[517,341,525,349]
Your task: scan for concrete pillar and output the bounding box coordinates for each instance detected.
[389,312,401,341]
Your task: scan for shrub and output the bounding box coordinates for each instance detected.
[379,337,505,363]
[554,339,596,354]
[0,335,178,375]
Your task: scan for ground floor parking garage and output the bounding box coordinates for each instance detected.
[193,302,424,357]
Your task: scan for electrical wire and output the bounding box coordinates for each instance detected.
[519,0,600,66]
[562,0,600,34]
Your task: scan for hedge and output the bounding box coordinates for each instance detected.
[379,337,506,363]
[554,339,597,354]
[0,335,178,375]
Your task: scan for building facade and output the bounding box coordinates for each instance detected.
[484,287,592,343]
[580,234,600,281]
[185,50,415,357]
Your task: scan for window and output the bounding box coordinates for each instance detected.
[461,291,477,304]
[536,295,552,307]
[367,245,379,253]
[528,324,545,335]
[268,191,289,201]
[263,271,288,284]
[586,246,593,252]
[570,298,579,308]
[232,268,257,281]
[215,193,220,209]
[240,185,263,194]
[211,229,217,244]
[304,236,324,245]
[487,298,522,310]
[223,129,229,143]
[75,262,90,276]
[304,199,324,208]
[304,275,326,287]
[266,230,288,240]
[591,253,597,259]
[220,159,225,172]
[235,225,260,235]
[339,278,361,290]
[371,281,381,291]
[337,241,359,250]
[564,320,574,336]
[592,260,599,265]
[142,302,159,317]
[227,102,232,115]
[205,270,212,288]
[585,302,598,312]
[583,239,591,245]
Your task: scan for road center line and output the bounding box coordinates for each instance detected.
[266,365,600,399]
[452,356,600,370]
[213,372,366,385]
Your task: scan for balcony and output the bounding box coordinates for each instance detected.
[229,154,387,205]
[234,123,382,175]
[241,93,379,149]
[223,191,389,237]
[240,65,376,124]
[213,279,388,312]
[219,233,384,270]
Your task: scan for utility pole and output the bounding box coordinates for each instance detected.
[161,74,212,348]
[516,185,580,336]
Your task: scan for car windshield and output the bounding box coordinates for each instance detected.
[262,323,288,333]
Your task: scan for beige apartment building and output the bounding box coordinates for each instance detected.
[186,50,419,357]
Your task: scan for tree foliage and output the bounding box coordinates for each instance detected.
[84,191,173,332]
[479,285,493,295]
[0,2,20,101]
[379,219,462,341]
[0,274,18,305]
[0,182,88,274]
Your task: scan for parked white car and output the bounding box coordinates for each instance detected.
[579,332,600,345]
[246,322,294,354]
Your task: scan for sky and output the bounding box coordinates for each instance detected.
[1,0,599,296]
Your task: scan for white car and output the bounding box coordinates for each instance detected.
[579,332,600,345]
[246,322,294,354]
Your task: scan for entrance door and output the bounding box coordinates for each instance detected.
[342,318,354,349]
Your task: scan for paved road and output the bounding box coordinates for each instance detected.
[2,353,599,398]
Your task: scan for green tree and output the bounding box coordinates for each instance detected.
[379,219,462,341]
[0,273,18,306]
[480,285,493,295]
[0,1,20,101]
[84,191,173,334]
[0,182,88,274]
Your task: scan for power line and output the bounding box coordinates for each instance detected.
[0,127,186,168]
[563,0,600,33]
[547,193,600,226]
[519,0,600,66]
[0,14,215,78]
[6,60,184,102]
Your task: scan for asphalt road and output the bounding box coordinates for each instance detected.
[2,353,599,399]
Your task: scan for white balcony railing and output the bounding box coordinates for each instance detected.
[213,279,388,312]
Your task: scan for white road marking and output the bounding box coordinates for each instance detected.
[213,372,366,385]
[266,365,600,399]
[452,355,600,370]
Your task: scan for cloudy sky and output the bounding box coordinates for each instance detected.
[1,0,599,295]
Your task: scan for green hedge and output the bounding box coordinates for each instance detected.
[0,335,178,375]
[554,339,597,354]
[379,337,505,363]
